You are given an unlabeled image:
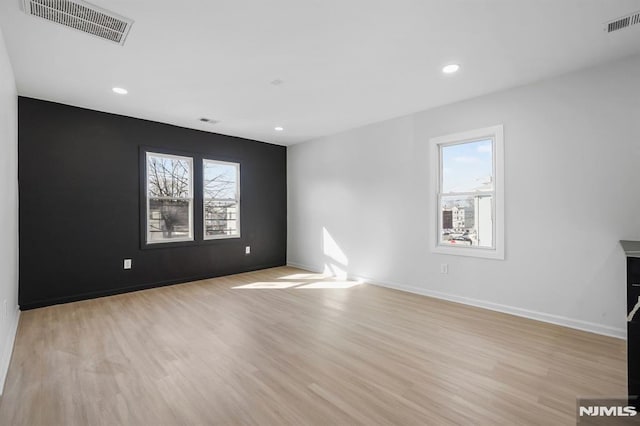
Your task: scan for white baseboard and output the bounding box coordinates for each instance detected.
[286,261,626,340]
[358,276,625,339]
[286,261,324,273]
[0,306,20,396]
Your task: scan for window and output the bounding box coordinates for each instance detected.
[430,125,504,259]
[203,159,240,239]
[142,149,241,246]
[145,152,194,244]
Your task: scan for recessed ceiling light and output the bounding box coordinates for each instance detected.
[442,64,460,74]
[112,87,128,95]
[274,126,284,132]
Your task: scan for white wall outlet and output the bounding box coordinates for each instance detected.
[124,259,132,270]
[440,264,448,274]
[245,246,251,255]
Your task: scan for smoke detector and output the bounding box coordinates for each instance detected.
[605,10,640,33]
[22,0,134,45]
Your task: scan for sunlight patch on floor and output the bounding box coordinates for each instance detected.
[278,273,328,280]
[232,278,363,290]
[232,282,302,289]
[296,281,362,289]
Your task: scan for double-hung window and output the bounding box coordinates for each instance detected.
[145,152,194,244]
[203,159,240,239]
[430,125,504,259]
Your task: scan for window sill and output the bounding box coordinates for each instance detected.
[204,234,241,241]
[433,244,504,260]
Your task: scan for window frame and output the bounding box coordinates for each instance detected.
[144,151,195,245]
[429,125,505,260]
[202,158,241,240]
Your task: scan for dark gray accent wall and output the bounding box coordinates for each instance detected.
[18,97,287,309]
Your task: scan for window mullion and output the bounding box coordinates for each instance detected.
[441,191,495,198]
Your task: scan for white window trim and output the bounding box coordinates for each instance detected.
[203,159,241,240]
[145,151,194,244]
[429,125,504,260]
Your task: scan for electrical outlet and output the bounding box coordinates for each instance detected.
[124,259,132,270]
[245,246,251,255]
[440,264,448,274]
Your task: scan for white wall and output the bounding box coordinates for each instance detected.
[0,25,19,393]
[288,54,640,338]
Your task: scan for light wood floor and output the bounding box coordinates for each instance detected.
[0,266,626,425]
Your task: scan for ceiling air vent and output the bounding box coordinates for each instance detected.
[22,0,133,45]
[605,10,640,33]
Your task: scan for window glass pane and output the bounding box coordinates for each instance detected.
[203,159,240,238]
[440,194,493,248]
[204,161,237,200]
[441,139,493,193]
[148,199,191,242]
[145,152,193,244]
[205,200,239,237]
[147,154,191,198]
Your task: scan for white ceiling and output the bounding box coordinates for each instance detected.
[1,0,639,145]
